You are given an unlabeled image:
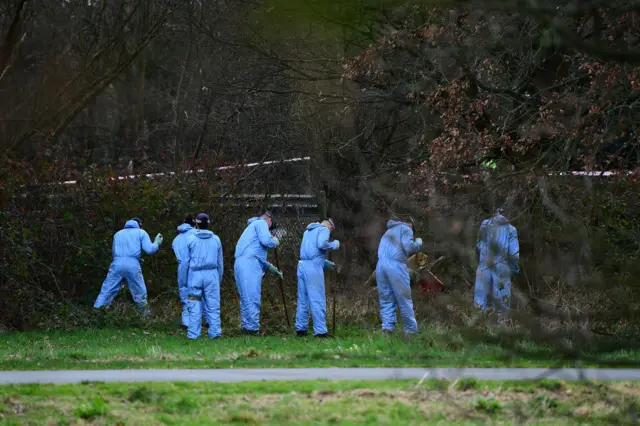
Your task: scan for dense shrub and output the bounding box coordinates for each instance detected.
[2,160,640,335]
[0,159,309,330]
[413,173,640,336]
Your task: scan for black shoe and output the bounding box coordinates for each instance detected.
[242,328,260,336]
[315,333,333,339]
[296,330,308,337]
[180,324,188,330]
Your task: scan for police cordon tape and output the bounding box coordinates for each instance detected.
[59,156,312,186]
[49,155,636,188]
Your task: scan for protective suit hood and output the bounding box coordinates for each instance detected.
[306,222,323,231]
[124,219,141,229]
[247,217,261,225]
[177,223,193,233]
[386,219,408,229]
[195,229,214,239]
[490,214,509,226]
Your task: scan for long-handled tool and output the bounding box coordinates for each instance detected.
[331,266,337,335]
[328,250,337,335]
[273,246,291,328]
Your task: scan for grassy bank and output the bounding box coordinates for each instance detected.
[1,327,640,370]
[0,379,638,424]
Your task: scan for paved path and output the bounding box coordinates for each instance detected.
[2,368,640,384]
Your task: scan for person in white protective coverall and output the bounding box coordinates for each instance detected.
[185,213,224,340]
[93,218,163,316]
[233,211,283,335]
[474,208,520,321]
[295,218,340,338]
[172,214,196,328]
[376,217,423,334]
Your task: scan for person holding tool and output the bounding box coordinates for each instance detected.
[93,218,163,316]
[295,218,340,338]
[376,216,422,335]
[233,211,283,335]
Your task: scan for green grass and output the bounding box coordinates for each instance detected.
[0,379,638,424]
[1,326,640,370]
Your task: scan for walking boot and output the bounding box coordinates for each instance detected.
[315,333,333,339]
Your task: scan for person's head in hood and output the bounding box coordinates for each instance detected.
[391,214,415,231]
[404,215,415,232]
[195,213,210,230]
[321,217,335,233]
[177,214,195,233]
[132,218,142,229]
[492,207,510,225]
[261,210,274,230]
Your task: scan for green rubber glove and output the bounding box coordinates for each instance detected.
[268,264,283,280]
[324,260,342,273]
[409,268,420,286]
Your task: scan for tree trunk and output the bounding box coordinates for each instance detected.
[0,0,27,82]
[192,91,213,161]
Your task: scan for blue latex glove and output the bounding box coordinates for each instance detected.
[409,268,420,286]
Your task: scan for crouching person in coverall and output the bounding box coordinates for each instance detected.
[172,214,196,328]
[295,218,340,338]
[185,213,224,340]
[233,211,283,335]
[94,218,163,316]
[376,217,423,335]
[474,208,520,321]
